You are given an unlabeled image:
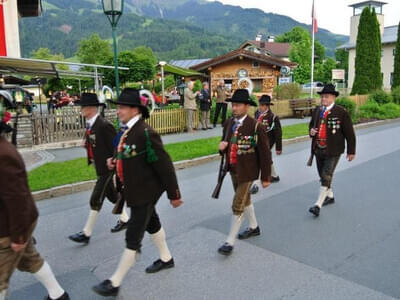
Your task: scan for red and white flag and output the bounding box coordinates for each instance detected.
[312,0,318,33]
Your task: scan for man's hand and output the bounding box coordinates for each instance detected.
[107,157,116,170]
[276,150,282,155]
[171,199,183,208]
[11,242,28,252]
[310,128,318,136]
[219,141,229,152]
[261,181,271,188]
[347,154,355,162]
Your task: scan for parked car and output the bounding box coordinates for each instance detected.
[302,82,324,91]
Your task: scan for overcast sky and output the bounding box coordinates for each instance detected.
[207,0,400,36]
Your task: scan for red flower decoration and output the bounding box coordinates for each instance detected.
[2,111,11,123]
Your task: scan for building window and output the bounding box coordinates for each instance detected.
[391,73,394,86]
[252,61,260,68]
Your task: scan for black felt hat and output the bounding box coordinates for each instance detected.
[76,93,103,107]
[227,89,257,106]
[259,94,273,106]
[317,84,339,97]
[110,88,150,119]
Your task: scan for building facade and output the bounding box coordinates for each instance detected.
[339,1,398,90]
[190,49,295,95]
[0,0,41,57]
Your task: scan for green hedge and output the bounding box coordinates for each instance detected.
[358,101,400,120]
[369,90,392,105]
[335,97,357,121]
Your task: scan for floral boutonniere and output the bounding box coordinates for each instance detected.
[117,143,137,159]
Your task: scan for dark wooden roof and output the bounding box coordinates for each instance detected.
[17,0,41,17]
[190,49,296,71]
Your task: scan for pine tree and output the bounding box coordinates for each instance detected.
[371,8,382,90]
[393,22,400,89]
[351,7,382,94]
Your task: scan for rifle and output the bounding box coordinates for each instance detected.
[307,106,320,167]
[212,122,230,199]
[112,173,125,214]
[212,151,227,199]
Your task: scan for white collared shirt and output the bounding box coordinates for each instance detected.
[125,115,141,129]
[324,103,335,111]
[234,114,247,125]
[86,113,99,129]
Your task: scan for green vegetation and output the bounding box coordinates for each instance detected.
[357,89,400,120]
[393,22,400,90]
[352,7,382,95]
[28,123,309,191]
[335,97,357,121]
[274,83,302,100]
[391,86,400,104]
[369,90,392,105]
[19,0,346,60]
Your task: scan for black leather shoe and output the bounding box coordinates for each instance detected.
[250,184,259,194]
[218,242,233,256]
[92,280,119,297]
[44,292,70,300]
[309,205,320,217]
[271,176,280,183]
[68,232,90,244]
[111,220,128,233]
[238,226,261,240]
[323,197,335,206]
[145,258,174,273]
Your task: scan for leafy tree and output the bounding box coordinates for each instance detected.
[77,33,112,65]
[31,48,69,70]
[392,22,400,89]
[352,7,382,94]
[132,46,158,66]
[335,48,349,82]
[102,50,156,87]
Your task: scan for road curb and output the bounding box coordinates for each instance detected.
[32,117,400,201]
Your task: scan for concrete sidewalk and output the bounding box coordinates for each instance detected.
[21,117,310,169]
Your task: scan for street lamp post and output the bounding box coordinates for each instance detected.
[102,0,124,98]
[159,61,167,105]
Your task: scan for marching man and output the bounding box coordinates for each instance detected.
[69,93,129,245]
[251,94,282,194]
[0,95,69,300]
[92,88,183,297]
[308,84,356,217]
[217,89,271,255]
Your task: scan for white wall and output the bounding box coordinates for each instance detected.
[3,0,21,57]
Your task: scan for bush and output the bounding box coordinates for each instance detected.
[358,101,400,120]
[335,97,356,121]
[193,79,203,93]
[274,83,302,100]
[369,90,392,105]
[391,86,400,104]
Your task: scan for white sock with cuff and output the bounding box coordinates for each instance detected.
[109,248,137,287]
[315,186,329,208]
[33,261,65,300]
[83,210,99,237]
[150,227,172,262]
[119,205,129,223]
[226,214,244,246]
[244,204,258,229]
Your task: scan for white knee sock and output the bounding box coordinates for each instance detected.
[33,262,65,300]
[315,186,329,208]
[0,289,7,300]
[226,214,244,246]
[109,248,136,287]
[327,188,334,198]
[271,163,278,178]
[119,205,129,223]
[244,204,258,229]
[150,227,172,262]
[83,210,99,236]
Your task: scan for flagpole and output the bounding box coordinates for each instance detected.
[310,0,315,99]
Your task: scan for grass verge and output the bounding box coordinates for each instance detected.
[28,122,309,191]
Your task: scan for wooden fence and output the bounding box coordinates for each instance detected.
[29,107,200,145]
[32,107,86,145]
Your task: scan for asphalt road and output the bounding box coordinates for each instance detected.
[8,120,400,300]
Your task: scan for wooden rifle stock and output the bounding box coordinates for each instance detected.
[212,152,227,199]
